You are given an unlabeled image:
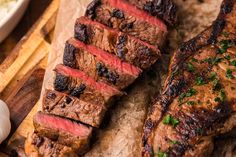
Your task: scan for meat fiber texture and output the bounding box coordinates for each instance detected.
[40,0,235,156]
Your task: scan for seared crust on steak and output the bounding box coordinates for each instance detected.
[33,112,93,155]
[85,0,167,46]
[142,0,236,156]
[54,64,123,108]
[25,133,78,157]
[43,89,107,127]
[63,38,142,90]
[75,16,161,70]
[124,0,177,25]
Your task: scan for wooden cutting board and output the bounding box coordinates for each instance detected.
[0,0,59,155]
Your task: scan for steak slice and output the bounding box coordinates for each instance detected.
[123,0,177,25]
[54,64,123,108]
[142,0,236,156]
[85,0,167,46]
[63,38,142,90]
[43,89,106,127]
[33,111,92,155]
[25,133,77,157]
[75,16,161,70]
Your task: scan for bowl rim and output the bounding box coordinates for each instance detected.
[0,0,26,28]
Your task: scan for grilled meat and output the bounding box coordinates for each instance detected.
[33,112,92,154]
[142,0,236,156]
[25,133,78,157]
[63,38,142,90]
[54,64,123,108]
[75,16,161,70]
[85,0,168,46]
[43,89,106,127]
[123,0,177,25]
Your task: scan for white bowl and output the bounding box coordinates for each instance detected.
[0,0,30,43]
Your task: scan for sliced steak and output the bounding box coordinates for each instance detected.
[85,0,167,46]
[63,38,142,90]
[43,89,107,127]
[142,0,236,156]
[25,133,78,157]
[75,16,161,70]
[33,111,92,155]
[54,64,123,108]
[124,0,177,25]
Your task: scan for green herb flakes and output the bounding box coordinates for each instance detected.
[187,101,196,105]
[214,97,221,102]
[224,55,231,60]
[218,40,230,54]
[209,72,217,81]
[231,60,236,67]
[154,148,168,157]
[195,76,205,85]
[226,69,234,79]
[220,90,226,102]
[178,88,197,102]
[163,114,179,127]
[187,63,195,72]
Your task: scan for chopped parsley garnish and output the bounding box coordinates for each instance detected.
[218,40,230,54]
[163,114,179,127]
[155,148,168,157]
[226,69,234,79]
[222,32,229,37]
[191,58,198,62]
[220,90,226,102]
[169,140,179,145]
[213,79,222,91]
[214,90,226,102]
[231,60,236,67]
[187,63,195,72]
[209,72,217,81]
[195,76,205,85]
[224,55,231,60]
[212,57,223,65]
[178,88,197,102]
[214,97,221,102]
[187,101,196,105]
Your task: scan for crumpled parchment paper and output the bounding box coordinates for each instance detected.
[39,0,236,156]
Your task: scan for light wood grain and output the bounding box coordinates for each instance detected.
[0,0,59,93]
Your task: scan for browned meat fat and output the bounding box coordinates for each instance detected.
[75,16,161,70]
[25,133,78,157]
[54,64,123,108]
[142,0,236,156]
[33,112,92,154]
[43,89,107,127]
[85,0,168,46]
[63,38,142,90]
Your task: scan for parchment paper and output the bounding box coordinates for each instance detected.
[40,0,236,156]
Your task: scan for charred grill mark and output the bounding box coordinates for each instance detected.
[120,22,134,30]
[167,142,189,157]
[111,9,124,19]
[143,1,236,156]
[142,0,177,25]
[63,42,77,68]
[46,91,57,100]
[54,73,69,92]
[169,103,232,156]
[74,23,89,44]
[32,135,44,148]
[85,0,101,19]
[70,84,86,98]
[96,62,119,85]
[116,35,128,60]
